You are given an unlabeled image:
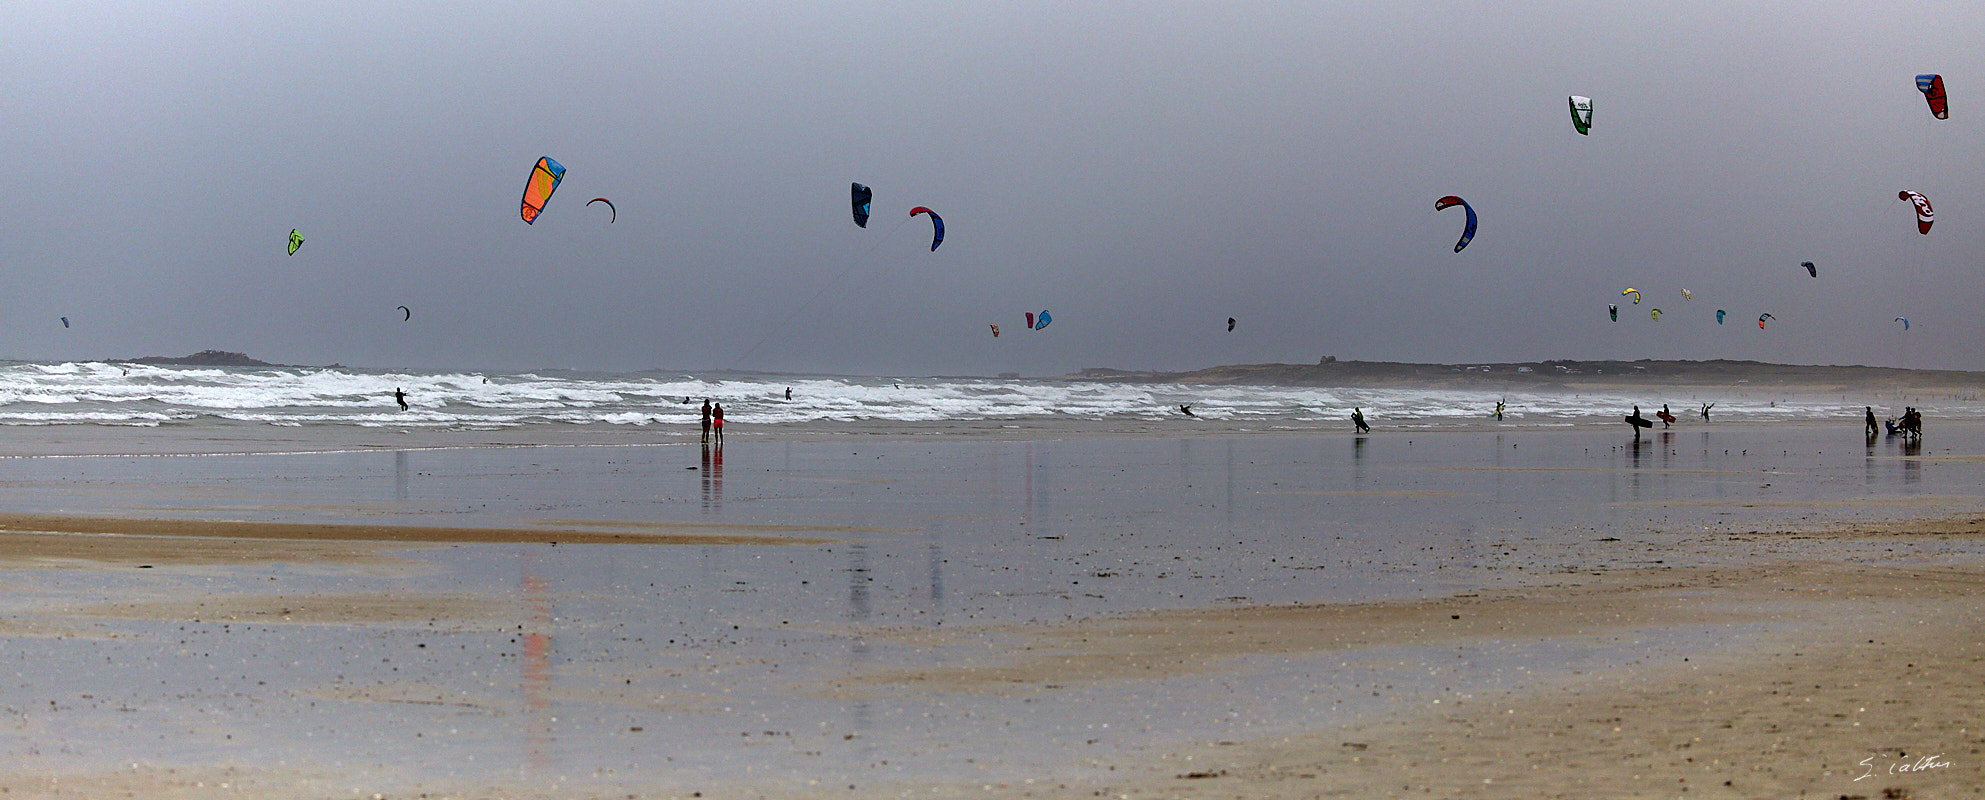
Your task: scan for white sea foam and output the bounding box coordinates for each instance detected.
[0,361,1971,431]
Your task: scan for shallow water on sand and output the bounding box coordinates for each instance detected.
[0,423,1979,793]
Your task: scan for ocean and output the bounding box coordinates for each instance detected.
[0,360,1974,432]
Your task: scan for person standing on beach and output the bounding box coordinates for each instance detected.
[1351,407,1370,433]
[1493,399,1505,420]
[394,387,408,412]
[700,399,712,442]
[1700,403,1712,421]
[712,402,725,444]
[1866,406,1880,436]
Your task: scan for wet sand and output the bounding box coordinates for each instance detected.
[0,422,1978,798]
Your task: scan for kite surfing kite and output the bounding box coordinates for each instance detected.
[1433,196,1477,252]
[1895,316,1910,331]
[1568,95,1594,135]
[1757,313,1776,329]
[59,317,69,329]
[1917,74,1948,120]
[1033,310,1052,331]
[1025,312,1035,329]
[520,157,565,224]
[1803,261,1817,277]
[1716,309,1726,324]
[851,183,872,228]
[1650,308,1663,321]
[1227,317,1236,332]
[397,305,411,321]
[1622,288,1640,304]
[1680,289,1692,301]
[287,229,304,256]
[1899,191,1934,234]
[1608,304,1618,322]
[587,197,616,223]
[910,207,944,251]
[989,323,999,338]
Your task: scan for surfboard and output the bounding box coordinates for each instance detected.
[1626,415,1653,428]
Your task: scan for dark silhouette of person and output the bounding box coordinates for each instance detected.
[1351,407,1370,433]
[712,402,725,443]
[1493,399,1505,420]
[700,399,712,442]
[1700,403,1712,421]
[1656,404,1675,427]
[785,387,792,401]
[1179,404,1194,417]
[1626,405,1650,440]
[1866,406,1880,436]
[394,387,408,412]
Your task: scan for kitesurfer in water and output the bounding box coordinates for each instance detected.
[1180,404,1195,417]
[785,387,792,401]
[1493,399,1505,420]
[712,403,725,444]
[1351,408,1370,433]
[1700,403,1712,421]
[700,399,713,442]
[394,388,408,412]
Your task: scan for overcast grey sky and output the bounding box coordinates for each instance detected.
[2,2,1980,375]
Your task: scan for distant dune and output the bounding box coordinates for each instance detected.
[1070,359,1985,391]
[126,350,278,367]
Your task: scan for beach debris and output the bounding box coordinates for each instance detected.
[850,183,872,227]
[520,156,565,224]
[1568,95,1593,134]
[909,206,944,251]
[1433,195,1476,252]
[1917,73,1948,119]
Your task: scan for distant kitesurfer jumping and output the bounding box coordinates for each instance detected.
[1351,408,1370,433]
[1180,404,1195,417]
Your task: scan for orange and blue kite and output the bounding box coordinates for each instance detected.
[520,157,565,224]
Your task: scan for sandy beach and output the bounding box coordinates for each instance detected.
[0,420,1977,798]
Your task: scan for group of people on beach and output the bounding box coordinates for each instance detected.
[700,399,724,443]
[1871,405,1923,438]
